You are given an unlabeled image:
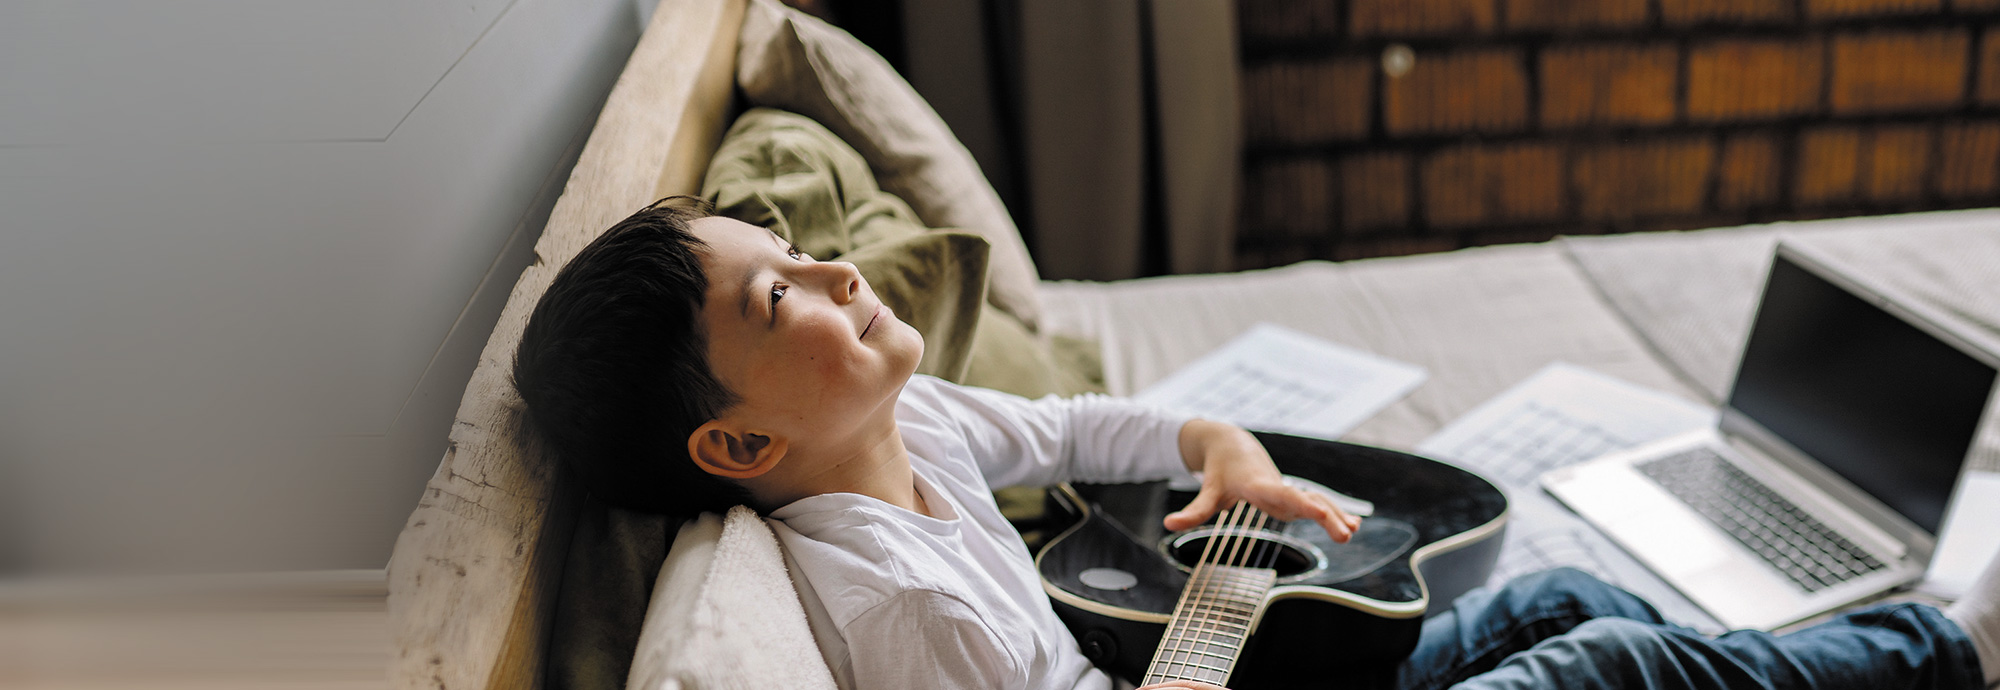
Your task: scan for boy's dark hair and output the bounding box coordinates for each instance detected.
[512,196,750,515]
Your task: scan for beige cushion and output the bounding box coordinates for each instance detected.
[626,507,836,690]
[734,0,1044,332]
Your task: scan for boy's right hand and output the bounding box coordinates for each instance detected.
[1169,419,1361,545]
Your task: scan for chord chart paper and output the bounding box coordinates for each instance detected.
[1419,363,1714,492]
[1419,363,1724,632]
[1135,323,1427,441]
[1439,402,1632,489]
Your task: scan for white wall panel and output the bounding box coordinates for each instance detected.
[0,0,644,574]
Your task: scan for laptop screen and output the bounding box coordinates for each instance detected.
[1727,252,1997,535]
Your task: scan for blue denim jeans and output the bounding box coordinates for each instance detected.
[1382,568,1986,690]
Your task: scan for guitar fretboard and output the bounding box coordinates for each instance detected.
[1142,564,1278,686]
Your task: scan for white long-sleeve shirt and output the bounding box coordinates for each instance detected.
[768,375,1195,690]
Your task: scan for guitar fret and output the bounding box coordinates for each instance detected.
[1158,659,1230,674]
[1187,606,1254,619]
[1155,648,1236,663]
[1150,662,1230,683]
[1162,637,1244,651]
[1184,588,1264,600]
[1170,620,1248,634]
[1184,607,1254,622]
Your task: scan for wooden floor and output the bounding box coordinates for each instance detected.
[0,570,389,690]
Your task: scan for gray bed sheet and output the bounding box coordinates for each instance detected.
[1038,208,2000,474]
[1038,242,1703,452]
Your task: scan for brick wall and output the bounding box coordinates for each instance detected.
[1236,0,2000,265]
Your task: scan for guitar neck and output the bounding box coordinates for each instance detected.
[1141,564,1277,687]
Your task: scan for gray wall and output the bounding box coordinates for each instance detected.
[0,0,646,575]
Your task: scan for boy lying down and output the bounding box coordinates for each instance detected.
[513,197,2000,690]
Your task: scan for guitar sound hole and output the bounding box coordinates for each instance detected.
[1163,529,1321,578]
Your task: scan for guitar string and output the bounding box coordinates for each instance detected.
[1148,500,1248,683]
[1160,497,1295,685]
[1157,499,1265,684]
[1192,504,1286,685]
[1184,501,1256,680]
[1157,500,1253,682]
[1151,486,1361,683]
[1205,503,1277,681]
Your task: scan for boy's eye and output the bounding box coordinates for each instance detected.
[787,245,803,261]
[769,283,788,313]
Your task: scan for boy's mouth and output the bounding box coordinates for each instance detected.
[861,305,881,339]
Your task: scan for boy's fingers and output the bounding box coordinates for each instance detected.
[1163,488,1222,531]
[1310,492,1355,543]
[1253,485,1356,544]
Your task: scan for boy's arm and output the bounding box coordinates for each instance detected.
[905,376,1194,488]
[1165,419,1361,544]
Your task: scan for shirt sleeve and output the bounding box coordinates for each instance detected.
[903,376,1197,489]
[843,590,1024,690]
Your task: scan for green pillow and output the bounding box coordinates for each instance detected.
[703,107,924,262]
[700,107,1101,398]
[842,230,989,382]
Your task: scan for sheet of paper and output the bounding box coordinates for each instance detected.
[1134,323,1427,442]
[1418,363,1726,632]
[1922,471,2000,599]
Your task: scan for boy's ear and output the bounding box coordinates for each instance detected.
[688,419,788,480]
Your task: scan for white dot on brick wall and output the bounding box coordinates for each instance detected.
[1382,44,1415,79]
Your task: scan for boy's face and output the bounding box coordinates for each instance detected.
[691,216,923,446]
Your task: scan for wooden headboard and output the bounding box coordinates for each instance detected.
[385,1,746,687]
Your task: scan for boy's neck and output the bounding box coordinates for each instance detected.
[752,415,931,517]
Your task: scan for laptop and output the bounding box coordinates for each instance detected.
[1542,241,2000,631]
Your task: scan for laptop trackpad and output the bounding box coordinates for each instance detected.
[1548,461,1806,630]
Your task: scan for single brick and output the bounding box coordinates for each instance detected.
[1831,29,1970,115]
[1244,157,1336,236]
[1540,43,1679,129]
[1795,125,1864,206]
[1334,236,1459,260]
[1421,143,1566,228]
[1467,228,1568,246]
[1938,121,2000,199]
[1687,38,1825,122]
[1341,152,1413,232]
[1661,0,1791,25]
[1959,0,2000,10]
[1507,0,1648,32]
[1384,48,1530,136]
[1243,58,1374,145]
[1236,243,1317,269]
[1865,125,1934,202]
[1806,0,1938,19]
[1978,26,2000,106]
[1716,132,1783,209]
[1350,0,1496,37]
[1238,0,1342,41]
[1571,137,1717,220]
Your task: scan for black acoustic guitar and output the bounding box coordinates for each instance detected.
[1034,432,1508,689]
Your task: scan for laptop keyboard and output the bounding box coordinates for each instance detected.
[1636,449,1887,593]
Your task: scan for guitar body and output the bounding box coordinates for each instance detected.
[1035,432,1509,688]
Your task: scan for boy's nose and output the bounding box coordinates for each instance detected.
[821,261,862,304]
